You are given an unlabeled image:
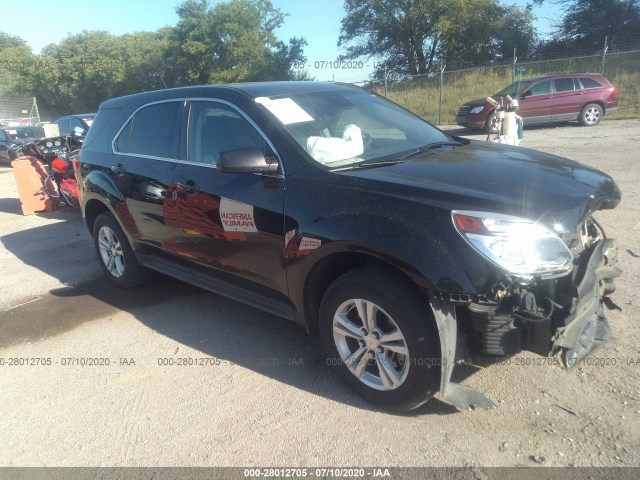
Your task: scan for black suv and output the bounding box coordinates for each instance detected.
[53,113,95,136]
[78,82,621,412]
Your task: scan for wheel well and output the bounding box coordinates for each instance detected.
[583,101,605,113]
[84,199,110,233]
[303,253,428,333]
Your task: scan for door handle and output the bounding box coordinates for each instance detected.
[110,163,126,176]
[177,180,200,193]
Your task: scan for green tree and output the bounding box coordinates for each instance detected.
[535,0,640,53]
[338,0,538,78]
[31,30,170,115]
[0,32,37,97]
[164,0,307,85]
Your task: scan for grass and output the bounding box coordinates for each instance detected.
[378,51,640,124]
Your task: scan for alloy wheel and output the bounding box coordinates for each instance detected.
[584,106,601,125]
[98,226,125,278]
[332,299,410,391]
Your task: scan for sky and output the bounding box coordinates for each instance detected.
[0,0,558,83]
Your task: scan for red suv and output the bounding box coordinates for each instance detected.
[455,73,618,131]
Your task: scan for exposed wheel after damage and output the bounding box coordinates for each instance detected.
[92,212,150,288]
[319,267,441,412]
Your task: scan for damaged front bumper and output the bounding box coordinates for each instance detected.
[432,237,621,411]
[552,238,621,369]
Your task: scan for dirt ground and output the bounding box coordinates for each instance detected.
[0,119,639,468]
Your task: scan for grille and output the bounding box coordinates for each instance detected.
[457,105,471,116]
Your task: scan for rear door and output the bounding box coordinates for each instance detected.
[110,100,184,254]
[551,77,582,121]
[518,79,552,123]
[171,99,288,297]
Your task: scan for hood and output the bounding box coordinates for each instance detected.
[463,98,491,108]
[342,141,621,234]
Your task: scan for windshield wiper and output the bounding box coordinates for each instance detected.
[399,141,463,160]
[331,159,405,172]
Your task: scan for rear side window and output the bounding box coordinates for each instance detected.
[579,77,603,89]
[554,78,575,92]
[116,101,182,159]
[187,101,267,166]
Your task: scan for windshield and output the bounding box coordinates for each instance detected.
[495,79,532,97]
[255,88,451,168]
[3,127,45,140]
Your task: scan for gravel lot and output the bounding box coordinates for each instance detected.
[0,119,639,468]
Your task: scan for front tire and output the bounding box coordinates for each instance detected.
[484,111,498,134]
[579,103,603,126]
[92,212,150,288]
[319,267,441,412]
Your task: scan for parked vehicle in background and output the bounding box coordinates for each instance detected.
[455,73,618,131]
[53,113,96,136]
[0,129,10,164]
[1,125,46,161]
[77,82,621,412]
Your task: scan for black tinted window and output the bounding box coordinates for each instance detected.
[554,78,574,92]
[188,101,266,166]
[529,80,551,96]
[69,119,83,132]
[128,102,181,159]
[56,118,71,135]
[579,77,603,89]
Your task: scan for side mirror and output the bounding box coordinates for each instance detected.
[216,147,279,174]
[520,90,533,99]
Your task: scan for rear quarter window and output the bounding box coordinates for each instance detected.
[579,77,603,89]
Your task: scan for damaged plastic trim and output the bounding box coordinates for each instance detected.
[431,298,496,411]
[552,238,621,368]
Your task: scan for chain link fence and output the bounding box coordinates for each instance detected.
[0,97,41,126]
[359,44,640,125]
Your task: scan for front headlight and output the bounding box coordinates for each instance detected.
[452,210,573,279]
[469,106,484,114]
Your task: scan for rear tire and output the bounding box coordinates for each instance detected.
[319,267,441,412]
[92,212,150,288]
[579,103,603,126]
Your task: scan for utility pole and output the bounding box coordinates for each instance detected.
[602,36,608,74]
[438,59,445,125]
[512,48,517,83]
[384,64,388,97]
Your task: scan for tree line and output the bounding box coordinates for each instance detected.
[0,0,308,117]
[1,0,638,117]
[339,0,640,79]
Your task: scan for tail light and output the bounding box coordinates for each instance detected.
[609,86,617,98]
[51,157,70,174]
